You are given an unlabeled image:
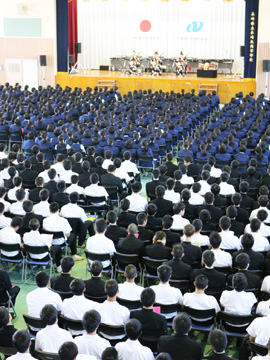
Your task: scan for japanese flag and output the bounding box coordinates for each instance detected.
[130,17,160,37]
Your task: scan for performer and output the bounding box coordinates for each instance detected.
[128,50,140,75]
[179,51,187,75]
[175,59,183,77]
[151,51,166,76]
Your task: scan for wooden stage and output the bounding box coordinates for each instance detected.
[55,70,256,104]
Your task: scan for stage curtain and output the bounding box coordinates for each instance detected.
[68,0,78,64]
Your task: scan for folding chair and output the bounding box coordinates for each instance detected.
[59,315,84,334]
[116,297,142,311]
[23,314,46,337]
[0,280,17,318]
[169,279,190,294]
[114,252,142,283]
[98,323,126,345]
[34,349,60,360]
[50,289,73,301]
[84,250,114,280]
[183,306,216,333]
[250,342,268,357]
[142,257,169,287]
[84,294,107,303]
[219,311,254,339]
[0,346,17,358]
[0,243,25,283]
[41,230,68,256]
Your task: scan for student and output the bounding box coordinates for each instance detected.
[118,264,143,301]
[9,329,35,360]
[84,260,106,298]
[171,202,190,231]
[146,231,171,260]
[50,256,75,292]
[0,307,18,348]
[58,342,78,360]
[205,329,233,360]
[126,182,148,213]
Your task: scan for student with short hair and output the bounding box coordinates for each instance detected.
[0,201,11,229]
[50,256,75,291]
[206,329,232,360]
[84,260,106,298]
[105,210,127,246]
[9,329,35,360]
[209,232,232,268]
[33,188,50,217]
[219,216,241,250]
[0,216,23,259]
[58,342,78,360]
[0,307,18,348]
[126,181,148,213]
[171,202,189,231]
[118,264,143,301]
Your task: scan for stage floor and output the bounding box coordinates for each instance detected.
[55,70,256,104]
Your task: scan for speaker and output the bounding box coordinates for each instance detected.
[100,65,109,71]
[240,46,245,57]
[69,55,75,64]
[40,55,47,67]
[75,43,81,54]
[263,60,270,72]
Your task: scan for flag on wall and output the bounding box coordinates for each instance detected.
[130,17,160,37]
[68,0,78,64]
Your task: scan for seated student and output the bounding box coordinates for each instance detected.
[250,195,270,223]
[209,232,232,268]
[84,260,106,298]
[19,159,38,183]
[84,172,109,206]
[173,170,186,195]
[189,219,209,247]
[150,186,173,219]
[44,168,58,195]
[182,274,220,315]
[205,329,234,360]
[100,164,126,198]
[161,215,180,248]
[102,150,114,170]
[159,164,170,185]
[105,210,127,246]
[0,202,11,229]
[219,171,236,196]
[23,218,62,271]
[28,176,44,204]
[74,310,111,360]
[130,287,167,336]
[117,198,137,229]
[225,205,245,237]
[208,156,222,179]
[146,231,171,260]
[33,188,50,218]
[9,329,35,360]
[146,204,163,231]
[198,170,211,196]
[126,182,148,213]
[120,151,140,179]
[137,213,154,242]
[51,180,69,209]
[146,169,162,200]
[219,216,241,250]
[51,154,65,176]
[50,256,75,292]
[164,153,178,178]
[61,278,97,336]
[72,153,83,175]
[66,174,84,195]
[164,178,181,204]
[181,224,202,266]
[98,279,130,340]
[189,183,204,206]
[179,164,194,186]
[114,158,132,186]
[197,192,224,224]
[171,202,190,231]
[39,160,57,183]
[151,265,182,319]
[220,272,257,315]
[59,342,78,360]
[115,319,155,360]
[118,264,143,301]
[9,188,27,216]
[43,202,83,261]
[0,186,11,213]
[231,193,249,225]
[21,200,44,232]
[0,307,17,348]
[211,183,228,208]
[7,178,22,202]
[0,216,23,260]
[239,181,254,210]
[183,155,201,180]
[118,224,145,258]
[164,244,192,282]
[158,312,203,360]
[32,152,44,174]
[59,160,76,184]
[241,218,270,252]
[91,157,107,179]
[35,304,73,353]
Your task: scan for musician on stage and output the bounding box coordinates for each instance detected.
[128,50,140,75]
[151,51,165,76]
[179,51,187,75]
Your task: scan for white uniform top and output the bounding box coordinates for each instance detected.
[220,231,241,250]
[256,300,270,316]
[211,248,232,267]
[115,339,155,360]
[43,214,72,245]
[210,166,222,178]
[74,333,110,360]
[66,183,85,195]
[10,201,26,216]
[84,184,109,206]
[0,226,21,257]
[35,323,73,352]
[189,192,204,205]
[198,180,211,196]
[261,275,270,292]
[102,159,113,170]
[190,233,209,247]
[182,292,220,314]
[8,353,35,360]
[33,201,51,218]
[120,160,139,175]
[245,223,270,238]
[98,300,130,339]
[59,170,77,184]
[0,198,11,213]
[61,295,97,335]
[115,168,132,183]
[252,356,270,360]
[151,283,182,319]
[219,182,236,196]
[171,214,190,230]
[26,287,62,318]
[181,174,194,185]
[126,193,148,213]
[23,230,52,259]
[60,203,87,222]
[118,282,143,301]
[51,162,65,175]
[164,190,181,204]
[220,289,257,315]
[250,207,270,224]
[247,315,270,346]
[86,234,116,268]
[0,214,11,229]
[240,232,270,252]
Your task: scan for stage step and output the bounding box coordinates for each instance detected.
[198,83,218,94]
[96,79,116,89]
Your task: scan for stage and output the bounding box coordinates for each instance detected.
[55,70,256,104]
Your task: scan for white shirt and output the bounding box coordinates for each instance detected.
[43,214,72,245]
[38,170,51,183]
[219,182,236,196]
[0,168,11,180]
[252,355,270,360]
[245,223,270,238]
[98,300,130,339]
[66,183,85,195]
[115,339,155,360]
[220,231,241,250]
[182,292,220,314]
[86,233,116,268]
[74,333,110,360]
[10,201,26,216]
[35,323,73,353]
[211,248,232,267]
[256,300,270,316]
[120,160,139,175]
[0,152,7,160]
[0,198,11,213]
[250,207,270,223]
[164,190,181,204]
[62,295,97,335]
[118,282,143,301]
[220,289,257,315]
[0,214,11,229]
[240,232,270,252]
[59,170,77,184]
[126,193,148,213]
[84,184,109,206]
[198,180,211,196]
[189,192,204,205]
[51,162,65,175]
[23,230,52,259]
[247,315,270,346]
[210,166,222,178]
[102,159,113,170]
[181,174,194,185]
[151,283,182,318]
[8,187,29,201]
[115,168,132,183]
[33,201,51,218]
[261,275,270,292]
[26,287,62,318]
[190,232,209,247]
[0,226,21,257]
[171,214,190,230]
[60,203,87,222]
[8,354,35,360]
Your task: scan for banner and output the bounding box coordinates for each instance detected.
[68,0,78,64]
[244,0,259,79]
[56,0,68,73]
[178,17,210,38]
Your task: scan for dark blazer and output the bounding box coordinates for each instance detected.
[235,206,249,224]
[192,267,226,298]
[159,174,170,185]
[163,229,180,248]
[187,163,201,178]
[44,180,58,195]
[213,195,228,208]
[240,194,254,210]
[78,171,91,188]
[241,176,260,189]
[84,277,106,298]
[182,200,197,221]
[146,242,172,260]
[72,163,83,175]
[174,181,188,194]
[146,215,163,231]
[100,173,124,193]
[0,324,17,348]
[105,225,127,246]
[21,213,44,233]
[164,258,192,281]
[158,334,203,360]
[230,219,245,237]
[146,180,163,199]
[165,161,179,178]
[84,155,97,168]
[181,242,202,265]
[29,186,43,203]
[117,211,137,228]
[232,249,265,271]
[50,273,75,292]
[19,168,38,182]
[51,192,69,208]
[32,162,44,174]
[91,166,107,179]
[118,234,145,257]
[150,198,173,218]
[197,204,224,223]
[130,308,167,336]
[138,226,154,242]
[227,269,261,290]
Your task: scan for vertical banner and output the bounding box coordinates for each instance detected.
[56,0,68,73]
[68,0,78,64]
[244,0,259,79]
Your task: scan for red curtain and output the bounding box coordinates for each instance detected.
[68,0,78,64]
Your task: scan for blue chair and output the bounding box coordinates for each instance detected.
[0,243,25,283]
